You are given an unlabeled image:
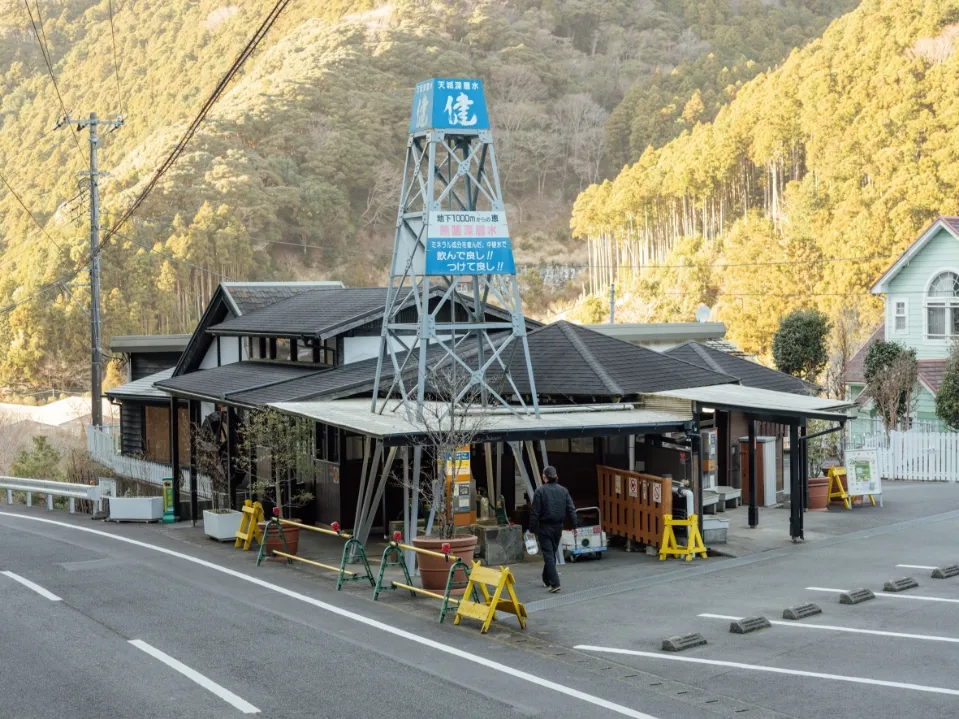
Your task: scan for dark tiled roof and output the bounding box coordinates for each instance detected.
[845,324,884,385]
[665,341,815,395]
[222,282,343,315]
[156,362,322,402]
[919,360,948,393]
[507,321,734,397]
[211,287,541,339]
[212,288,388,338]
[233,357,385,405]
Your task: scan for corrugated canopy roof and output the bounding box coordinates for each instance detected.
[270,397,692,445]
[109,335,191,354]
[651,384,855,421]
[106,367,174,401]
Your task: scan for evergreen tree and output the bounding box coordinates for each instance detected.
[772,309,831,382]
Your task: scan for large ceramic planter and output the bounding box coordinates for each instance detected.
[258,519,301,559]
[413,534,478,592]
[808,477,829,512]
[203,509,243,541]
[109,496,163,522]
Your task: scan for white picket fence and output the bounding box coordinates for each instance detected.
[86,424,211,498]
[856,430,959,482]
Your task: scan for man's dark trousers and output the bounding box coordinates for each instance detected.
[538,522,563,588]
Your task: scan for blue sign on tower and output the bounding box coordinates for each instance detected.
[409,78,490,133]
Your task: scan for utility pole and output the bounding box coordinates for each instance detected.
[59,112,123,427]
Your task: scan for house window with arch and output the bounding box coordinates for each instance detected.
[925,271,959,340]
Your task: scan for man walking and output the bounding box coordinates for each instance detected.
[529,465,576,593]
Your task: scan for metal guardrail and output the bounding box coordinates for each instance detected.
[0,476,116,514]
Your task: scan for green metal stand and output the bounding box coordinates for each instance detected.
[373,543,415,600]
[255,517,375,591]
[338,538,375,590]
[372,543,475,624]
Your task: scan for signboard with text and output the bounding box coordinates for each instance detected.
[410,78,490,133]
[425,211,515,275]
[844,448,882,497]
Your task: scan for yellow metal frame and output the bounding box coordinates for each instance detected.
[234,500,264,550]
[454,562,527,634]
[272,551,357,577]
[659,513,707,562]
[827,467,876,510]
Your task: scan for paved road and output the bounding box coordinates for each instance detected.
[4,494,959,719]
[0,507,701,719]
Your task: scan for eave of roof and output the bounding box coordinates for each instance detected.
[872,217,959,294]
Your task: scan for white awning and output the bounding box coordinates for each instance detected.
[270,397,692,444]
[650,385,854,420]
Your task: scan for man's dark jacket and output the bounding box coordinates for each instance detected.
[530,482,576,531]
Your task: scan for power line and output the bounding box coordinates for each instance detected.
[0,265,89,316]
[107,0,125,116]
[101,0,294,251]
[0,167,69,258]
[109,230,235,280]
[23,0,85,163]
[544,290,873,321]
[523,254,896,271]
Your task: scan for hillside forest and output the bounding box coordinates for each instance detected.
[1,0,858,392]
[570,0,959,372]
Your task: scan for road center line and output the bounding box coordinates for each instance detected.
[806,586,959,604]
[1,570,61,601]
[896,564,937,570]
[0,512,658,719]
[129,640,259,714]
[699,613,959,644]
[573,645,959,697]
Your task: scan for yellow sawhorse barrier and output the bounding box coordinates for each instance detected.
[235,500,264,550]
[659,513,707,562]
[454,562,527,634]
[827,467,877,510]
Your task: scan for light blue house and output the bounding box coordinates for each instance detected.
[846,216,959,435]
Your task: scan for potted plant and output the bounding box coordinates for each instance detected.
[402,367,485,591]
[109,485,164,522]
[195,421,243,541]
[239,409,315,558]
[807,477,830,511]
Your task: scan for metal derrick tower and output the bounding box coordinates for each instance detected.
[372,78,539,421]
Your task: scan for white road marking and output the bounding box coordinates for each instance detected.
[806,586,959,604]
[699,613,959,644]
[0,512,658,719]
[129,640,259,714]
[1,570,61,601]
[896,564,938,570]
[574,645,959,697]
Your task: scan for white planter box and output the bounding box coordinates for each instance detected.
[702,516,729,544]
[109,496,163,522]
[203,509,243,542]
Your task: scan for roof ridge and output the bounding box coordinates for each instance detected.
[559,323,624,396]
[689,341,728,375]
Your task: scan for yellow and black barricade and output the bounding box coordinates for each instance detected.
[658,513,707,562]
[454,562,527,634]
[234,500,264,551]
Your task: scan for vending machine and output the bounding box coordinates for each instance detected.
[701,428,718,490]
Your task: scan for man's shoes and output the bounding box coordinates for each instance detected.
[543,582,550,588]
[548,586,561,593]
